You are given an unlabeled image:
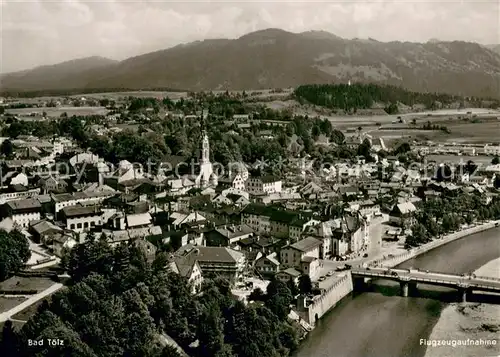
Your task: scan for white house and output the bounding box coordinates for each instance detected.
[245,176,282,195]
[10,172,29,187]
[484,145,500,156]
[61,204,103,233]
[5,198,42,228]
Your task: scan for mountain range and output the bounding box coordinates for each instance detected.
[2,28,500,98]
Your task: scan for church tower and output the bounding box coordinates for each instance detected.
[196,129,216,188]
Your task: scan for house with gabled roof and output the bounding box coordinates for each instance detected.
[280,236,322,269]
[255,252,280,276]
[205,224,254,246]
[331,213,367,256]
[173,245,246,283]
[169,258,204,294]
[389,201,417,227]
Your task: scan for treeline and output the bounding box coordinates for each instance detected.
[422,121,451,133]
[0,87,187,98]
[0,236,301,357]
[128,92,249,119]
[293,84,490,111]
[0,230,30,281]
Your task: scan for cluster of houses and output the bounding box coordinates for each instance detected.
[0,130,498,296]
[412,142,500,156]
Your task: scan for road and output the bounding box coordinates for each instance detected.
[0,283,64,322]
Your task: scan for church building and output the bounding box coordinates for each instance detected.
[194,130,218,189]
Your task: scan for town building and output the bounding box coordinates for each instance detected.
[52,190,115,217]
[60,204,103,233]
[5,198,42,228]
[389,201,417,227]
[484,145,500,156]
[205,224,254,246]
[280,237,322,269]
[174,245,246,282]
[255,252,280,276]
[245,176,282,195]
[169,258,204,294]
[241,203,317,241]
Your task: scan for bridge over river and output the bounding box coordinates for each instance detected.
[351,267,500,301]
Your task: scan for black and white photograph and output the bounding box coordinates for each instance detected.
[0,1,499,356]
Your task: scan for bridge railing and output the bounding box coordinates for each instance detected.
[353,271,499,286]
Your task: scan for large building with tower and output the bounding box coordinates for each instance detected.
[194,130,218,189]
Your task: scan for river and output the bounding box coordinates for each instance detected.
[294,227,500,357]
[423,257,500,357]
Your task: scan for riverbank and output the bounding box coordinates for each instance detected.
[423,258,500,357]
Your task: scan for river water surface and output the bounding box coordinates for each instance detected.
[295,227,500,357]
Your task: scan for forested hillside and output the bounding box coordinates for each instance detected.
[294,84,499,112]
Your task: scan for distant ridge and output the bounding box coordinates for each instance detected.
[1,28,499,98]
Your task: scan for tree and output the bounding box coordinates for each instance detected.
[248,288,265,302]
[410,223,429,246]
[329,129,345,145]
[492,156,500,165]
[66,235,114,282]
[464,160,477,175]
[384,103,398,114]
[286,278,299,296]
[0,139,14,158]
[311,125,321,140]
[494,175,500,189]
[435,164,452,182]
[394,142,411,155]
[197,305,231,357]
[357,139,372,161]
[298,275,313,295]
[0,320,17,357]
[0,230,30,281]
[265,280,292,320]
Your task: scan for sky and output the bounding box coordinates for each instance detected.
[1,0,499,73]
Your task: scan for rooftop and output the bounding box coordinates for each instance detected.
[52,190,114,203]
[180,246,245,264]
[289,237,322,252]
[215,224,254,239]
[62,204,102,218]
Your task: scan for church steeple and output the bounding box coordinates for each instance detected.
[200,130,210,164]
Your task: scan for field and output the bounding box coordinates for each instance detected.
[0,320,26,331]
[0,276,56,293]
[74,91,188,100]
[440,121,500,144]
[426,155,495,166]
[6,106,109,118]
[322,109,500,145]
[11,298,48,321]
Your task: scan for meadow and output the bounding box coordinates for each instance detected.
[7,106,109,118]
